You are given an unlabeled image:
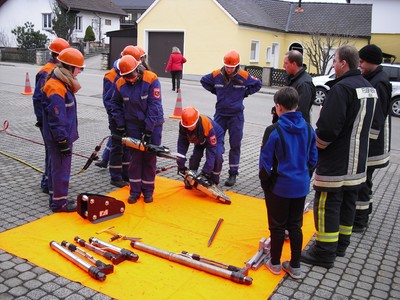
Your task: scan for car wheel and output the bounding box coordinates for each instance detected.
[390,97,400,117]
[314,87,327,105]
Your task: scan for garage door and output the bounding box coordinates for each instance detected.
[148,32,184,78]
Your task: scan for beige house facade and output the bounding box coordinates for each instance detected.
[137,0,372,78]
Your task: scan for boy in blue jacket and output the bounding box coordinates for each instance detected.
[259,87,318,279]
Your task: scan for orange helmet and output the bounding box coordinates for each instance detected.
[118,55,140,76]
[121,45,141,61]
[48,38,70,54]
[181,106,200,128]
[58,48,85,68]
[136,46,147,58]
[223,50,240,67]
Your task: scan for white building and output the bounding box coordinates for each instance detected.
[0,0,126,47]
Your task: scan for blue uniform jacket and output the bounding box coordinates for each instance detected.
[103,60,120,113]
[110,70,164,133]
[41,72,78,145]
[200,68,262,115]
[32,58,57,122]
[259,111,318,198]
[177,115,224,175]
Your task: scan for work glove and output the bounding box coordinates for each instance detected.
[57,139,71,157]
[35,120,42,128]
[141,131,152,145]
[116,127,126,137]
[198,171,212,186]
[178,166,188,175]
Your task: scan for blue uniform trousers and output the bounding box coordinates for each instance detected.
[189,143,224,185]
[47,143,72,208]
[127,124,162,198]
[214,113,244,176]
[108,116,130,182]
[39,126,49,191]
[101,138,111,162]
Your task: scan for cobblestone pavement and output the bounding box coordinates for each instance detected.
[0,59,400,299]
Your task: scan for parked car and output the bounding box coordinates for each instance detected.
[312,63,400,117]
[312,73,335,105]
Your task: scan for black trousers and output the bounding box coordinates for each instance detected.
[354,168,374,227]
[170,70,182,90]
[264,190,305,268]
[313,189,358,260]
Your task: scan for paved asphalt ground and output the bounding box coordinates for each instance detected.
[0,55,400,300]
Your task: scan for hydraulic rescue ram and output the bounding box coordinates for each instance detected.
[89,237,139,264]
[112,135,185,161]
[130,240,252,285]
[60,240,114,274]
[50,241,106,281]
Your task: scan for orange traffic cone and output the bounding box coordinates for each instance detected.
[21,72,34,95]
[169,88,183,119]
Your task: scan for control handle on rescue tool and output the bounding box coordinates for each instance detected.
[112,134,185,161]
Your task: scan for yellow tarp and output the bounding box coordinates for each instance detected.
[0,176,315,299]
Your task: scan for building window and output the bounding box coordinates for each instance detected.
[266,47,272,63]
[42,13,52,30]
[105,19,111,26]
[75,16,82,31]
[250,40,260,62]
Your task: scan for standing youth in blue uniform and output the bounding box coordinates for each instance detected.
[201,50,262,187]
[96,46,143,187]
[110,55,164,204]
[41,48,85,213]
[260,87,318,279]
[177,106,225,185]
[32,37,70,194]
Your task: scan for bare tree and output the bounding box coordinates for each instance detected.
[303,32,353,75]
[50,0,77,43]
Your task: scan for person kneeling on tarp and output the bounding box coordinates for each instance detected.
[177,106,225,186]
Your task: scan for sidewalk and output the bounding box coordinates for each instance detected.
[1,58,400,299]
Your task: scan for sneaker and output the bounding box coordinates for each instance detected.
[110,180,129,188]
[51,201,77,213]
[224,174,236,187]
[282,261,302,279]
[128,195,140,204]
[265,259,281,275]
[144,195,153,203]
[300,248,334,269]
[95,160,108,168]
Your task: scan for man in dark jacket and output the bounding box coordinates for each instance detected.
[353,44,392,232]
[277,50,316,124]
[300,45,377,268]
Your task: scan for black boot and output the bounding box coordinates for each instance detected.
[300,246,334,269]
[51,200,77,213]
[95,160,108,168]
[224,174,236,187]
